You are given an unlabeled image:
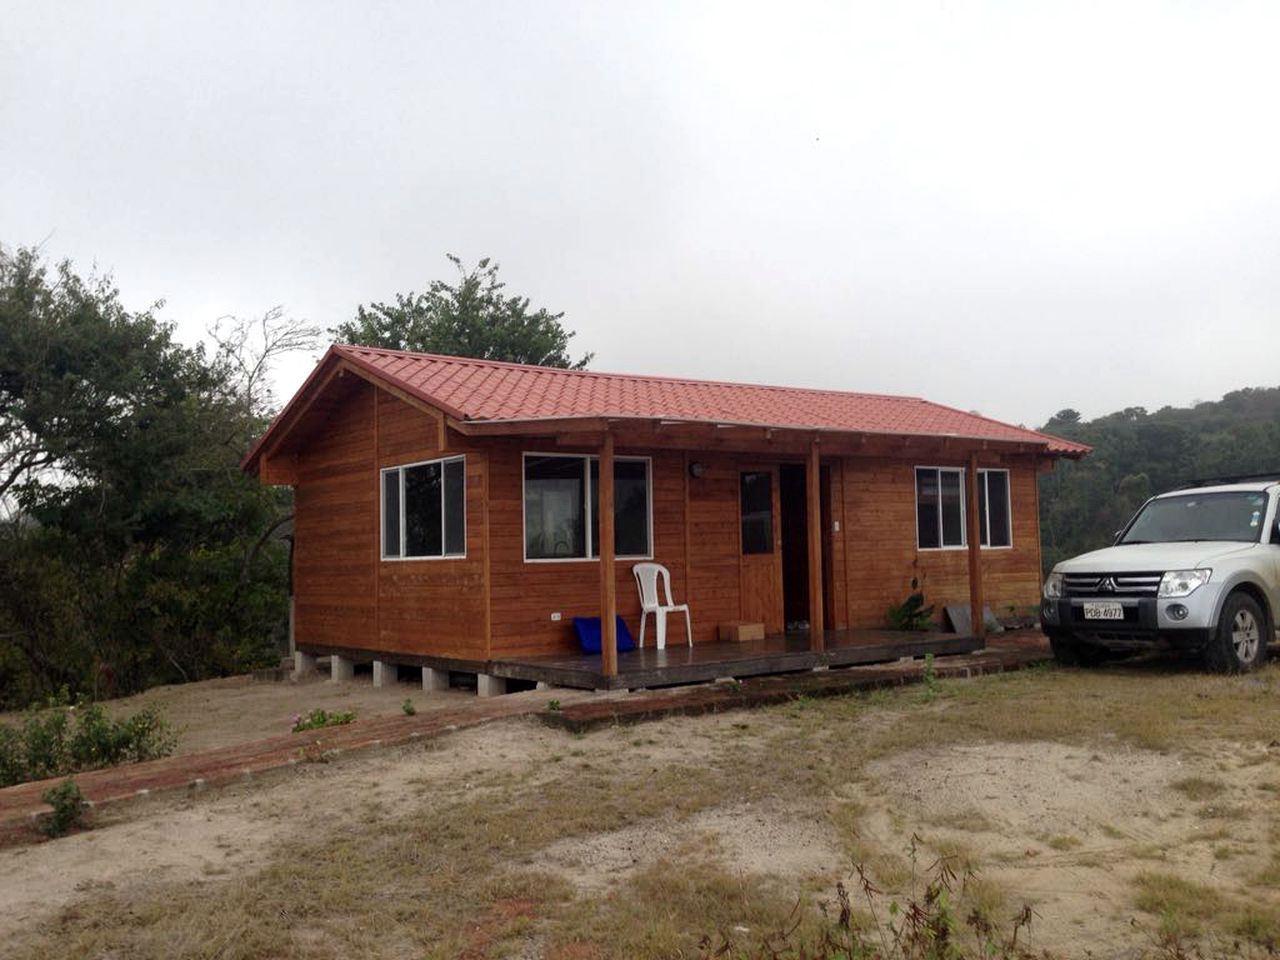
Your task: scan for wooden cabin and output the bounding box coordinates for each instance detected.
[242,346,1088,692]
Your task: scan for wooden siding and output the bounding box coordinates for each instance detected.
[290,380,1045,663]
[293,381,377,654]
[293,380,489,660]
[485,444,692,656]
[838,456,1042,627]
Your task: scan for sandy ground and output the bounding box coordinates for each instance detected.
[862,739,1280,952]
[0,719,567,933]
[3,665,594,756]
[96,668,484,754]
[6,670,1280,956]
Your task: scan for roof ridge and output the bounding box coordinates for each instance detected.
[332,343,926,404]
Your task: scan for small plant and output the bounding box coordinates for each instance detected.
[920,652,941,701]
[401,698,416,716]
[887,577,936,632]
[290,708,356,733]
[547,699,562,712]
[41,778,87,838]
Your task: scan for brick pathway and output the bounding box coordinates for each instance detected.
[0,630,1049,839]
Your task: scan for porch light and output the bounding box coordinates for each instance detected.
[689,461,706,479]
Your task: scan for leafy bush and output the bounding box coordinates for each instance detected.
[291,708,355,733]
[887,578,936,632]
[0,690,175,788]
[41,778,87,838]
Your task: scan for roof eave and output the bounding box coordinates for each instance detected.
[452,413,1086,455]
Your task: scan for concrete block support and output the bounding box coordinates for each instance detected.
[292,650,317,679]
[422,667,450,692]
[329,654,354,685]
[477,674,507,698]
[373,660,398,688]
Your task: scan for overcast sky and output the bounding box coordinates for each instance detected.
[4,1,1278,428]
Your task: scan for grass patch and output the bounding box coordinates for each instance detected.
[551,847,804,959]
[1133,871,1222,939]
[928,807,999,833]
[1172,776,1226,802]
[1257,853,1280,888]
[1196,802,1251,821]
[1044,833,1082,851]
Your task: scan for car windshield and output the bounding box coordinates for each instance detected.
[1120,492,1269,545]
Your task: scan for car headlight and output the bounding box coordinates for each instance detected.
[1158,569,1212,598]
[1043,572,1064,599]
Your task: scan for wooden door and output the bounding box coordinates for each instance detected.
[738,466,784,634]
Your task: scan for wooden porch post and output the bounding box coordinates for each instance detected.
[965,452,987,641]
[807,438,825,652]
[599,431,618,677]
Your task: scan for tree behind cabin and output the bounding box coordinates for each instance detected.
[331,255,592,369]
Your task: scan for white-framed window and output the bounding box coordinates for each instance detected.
[914,466,1012,550]
[522,452,652,561]
[381,456,466,560]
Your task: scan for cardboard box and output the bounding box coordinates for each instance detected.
[718,621,765,642]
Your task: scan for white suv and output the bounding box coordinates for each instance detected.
[1041,479,1280,672]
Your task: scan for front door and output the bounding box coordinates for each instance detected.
[738,467,784,634]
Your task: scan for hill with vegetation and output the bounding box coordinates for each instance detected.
[1038,387,1280,573]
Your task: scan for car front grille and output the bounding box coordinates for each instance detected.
[1063,572,1162,598]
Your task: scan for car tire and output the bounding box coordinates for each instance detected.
[1049,631,1108,667]
[1203,592,1269,674]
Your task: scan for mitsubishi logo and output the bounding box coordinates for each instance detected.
[1098,577,1118,594]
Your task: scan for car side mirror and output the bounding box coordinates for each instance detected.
[1272,519,1280,546]
[1113,529,1124,545]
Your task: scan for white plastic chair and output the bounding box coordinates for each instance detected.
[632,562,692,650]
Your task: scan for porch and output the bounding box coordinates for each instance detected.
[489,628,983,691]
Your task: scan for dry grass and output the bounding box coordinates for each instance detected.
[1133,871,1224,939]
[1132,870,1280,945]
[1172,776,1227,802]
[10,658,1280,958]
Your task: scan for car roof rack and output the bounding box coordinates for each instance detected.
[1180,472,1280,489]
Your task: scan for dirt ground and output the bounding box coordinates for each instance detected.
[98,668,495,754]
[4,665,599,756]
[5,659,1280,959]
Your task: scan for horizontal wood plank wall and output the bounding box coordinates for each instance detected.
[294,380,377,653]
[375,391,487,661]
[293,382,488,660]
[687,459,744,643]
[486,444,693,657]
[838,455,1042,627]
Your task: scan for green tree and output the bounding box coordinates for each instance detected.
[332,254,592,369]
[1038,387,1280,574]
[0,246,313,707]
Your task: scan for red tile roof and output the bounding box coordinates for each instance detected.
[244,345,1090,470]
[364,345,1082,445]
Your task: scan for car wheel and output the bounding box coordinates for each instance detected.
[1204,592,1268,674]
[1049,632,1107,667]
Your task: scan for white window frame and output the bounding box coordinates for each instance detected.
[380,455,467,561]
[977,468,1013,550]
[521,451,654,563]
[914,465,1013,551]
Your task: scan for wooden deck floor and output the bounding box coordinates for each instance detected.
[489,629,983,690]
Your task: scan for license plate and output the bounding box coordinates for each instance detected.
[1083,602,1124,621]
